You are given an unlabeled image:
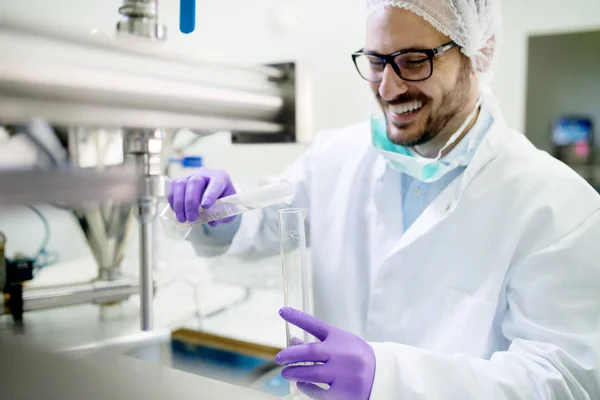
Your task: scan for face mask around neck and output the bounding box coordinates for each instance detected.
[370,97,482,183]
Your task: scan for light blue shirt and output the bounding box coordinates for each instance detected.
[401,106,493,231]
[199,105,493,241]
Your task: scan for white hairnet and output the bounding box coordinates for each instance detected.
[365,0,502,86]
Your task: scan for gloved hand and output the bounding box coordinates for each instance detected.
[167,167,237,226]
[276,307,376,400]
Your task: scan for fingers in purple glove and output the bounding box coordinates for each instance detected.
[185,175,207,222]
[279,307,330,342]
[276,342,329,365]
[200,169,229,208]
[171,178,188,223]
[290,337,305,346]
[296,382,328,400]
[282,365,334,385]
[168,168,237,225]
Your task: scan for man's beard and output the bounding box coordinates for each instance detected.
[381,59,473,147]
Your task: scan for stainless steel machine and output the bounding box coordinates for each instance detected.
[0,0,300,333]
[0,1,301,398]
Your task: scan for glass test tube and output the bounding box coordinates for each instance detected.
[278,208,311,399]
[159,179,293,240]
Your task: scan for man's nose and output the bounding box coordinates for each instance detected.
[378,64,409,102]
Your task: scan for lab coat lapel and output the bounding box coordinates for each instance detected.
[384,175,460,261]
[378,116,504,266]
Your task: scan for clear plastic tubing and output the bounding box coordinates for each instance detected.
[278,208,312,399]
[159,179,293,240]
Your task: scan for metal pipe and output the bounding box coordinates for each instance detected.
[117,0,166,41]
[0,62,285,122]
[124,128,165,332]
[138,201,155,331]
[0,95,285,133]
[1,12,292,133]
[0,279,139,315]
[122,127,166,333]
[0,14,285,80]
[116,1,168,332]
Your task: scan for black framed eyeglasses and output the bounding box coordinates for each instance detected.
[351,41,458,82]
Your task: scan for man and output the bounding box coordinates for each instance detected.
[169,0,600,398]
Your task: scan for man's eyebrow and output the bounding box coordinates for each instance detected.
[363,45,431,54]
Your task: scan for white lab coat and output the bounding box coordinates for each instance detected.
[191,103,600,399]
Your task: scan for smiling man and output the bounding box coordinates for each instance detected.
[360,8,478,157]
[170,0,600,399]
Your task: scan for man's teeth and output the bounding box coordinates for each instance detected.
[390,101,424,115]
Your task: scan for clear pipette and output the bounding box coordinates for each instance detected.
[159,179,293,240]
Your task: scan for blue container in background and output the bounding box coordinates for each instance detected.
[169,156,203,169]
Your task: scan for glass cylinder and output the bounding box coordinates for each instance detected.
[278,208,311,399]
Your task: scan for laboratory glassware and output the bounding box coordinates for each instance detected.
[278,208,312,399]
[159,179,293,240]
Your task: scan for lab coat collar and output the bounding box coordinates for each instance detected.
[374,98,507,260]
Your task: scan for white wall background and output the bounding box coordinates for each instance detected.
[1,0,600,275]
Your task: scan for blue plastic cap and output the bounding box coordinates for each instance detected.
[181,156,203,168]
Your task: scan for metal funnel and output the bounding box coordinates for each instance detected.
[68,127,134,281]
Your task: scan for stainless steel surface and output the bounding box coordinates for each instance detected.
[0,166,141,207]
[117,0,166,40]
[0,0,300,334]
[63,328,171,358]
[124,129,164,331]
[0,14,284,80]
[0,95,285,133]
[0,337,277,400]
[118,3,168,331]
[68,128,135,282]
[67,127,124,168]
[0,281,283,398]
[124,129,160,157]
[138,201,156,331]
[124,129,164,177]
[73,202,134,281]
[0,62,285,126]
[0,276,269,351]
[0,299,170,351]
[0,279,139,315]
[231,62,298,144]
[1,11,297,133]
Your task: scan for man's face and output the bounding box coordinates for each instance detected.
[365,7,474,149]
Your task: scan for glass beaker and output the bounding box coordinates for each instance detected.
[278,208,311,399]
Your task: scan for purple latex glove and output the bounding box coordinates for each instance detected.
[276,307,376,400]
[167,167,236,226]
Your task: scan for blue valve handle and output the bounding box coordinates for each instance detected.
[180,0,196,34]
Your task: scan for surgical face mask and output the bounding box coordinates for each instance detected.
[370,97,482,183]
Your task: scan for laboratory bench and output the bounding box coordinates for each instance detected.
[0,255,292,399]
